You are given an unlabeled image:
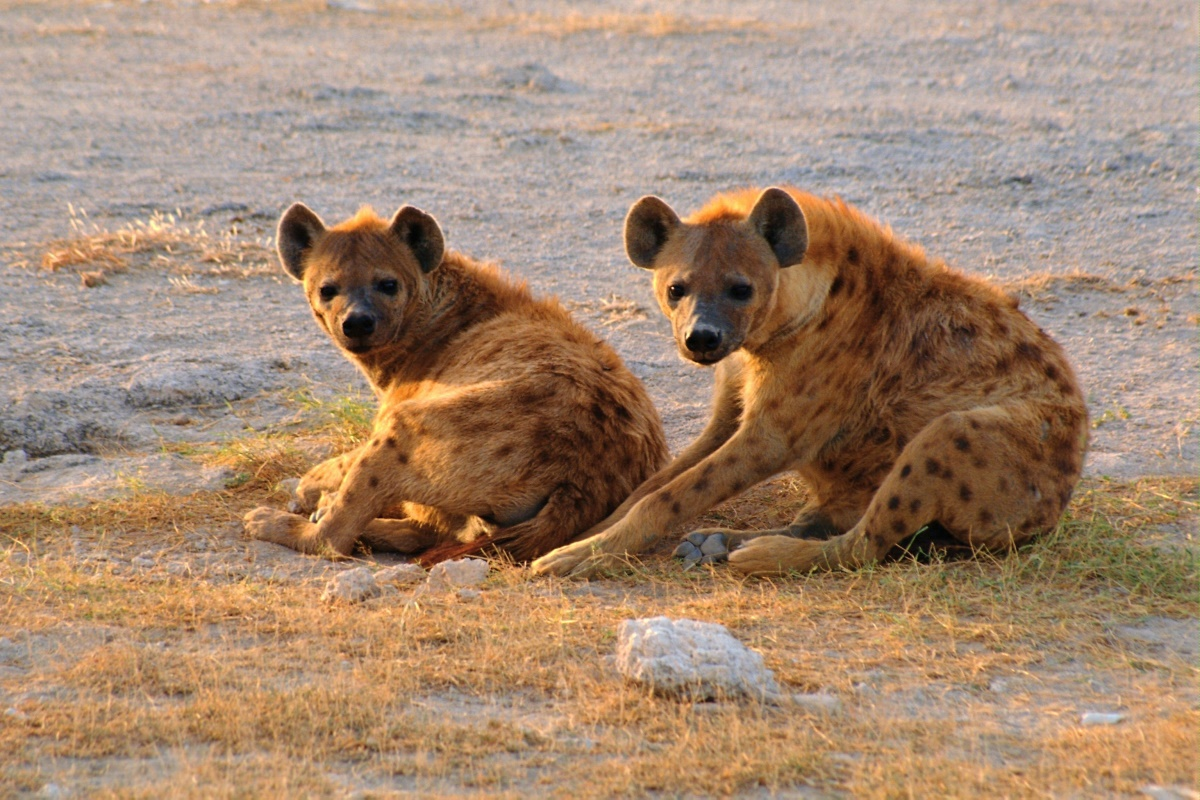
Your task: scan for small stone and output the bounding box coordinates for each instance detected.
[1080,711,1125,726]
[673,541,701,560]
[164,562,191,577]
[1141,785,1200,800]
[5,707,28,721]
[131,557,156,570]
[427,558,489,591]
[699,533,728,556]
[616,616,783,702]
[788,693,842,714]
[457,588,482,601]
[2,450,28,467]
[319,566,381,604]
[375,564,425,585]
[277,477,301,495]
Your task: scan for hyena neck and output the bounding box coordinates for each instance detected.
[352,252,517,392]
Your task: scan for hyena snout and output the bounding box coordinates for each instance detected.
[342,312,376,339]
[684,324,723,355]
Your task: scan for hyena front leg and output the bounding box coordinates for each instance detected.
[532,418,791,578]
[289,450,360,515]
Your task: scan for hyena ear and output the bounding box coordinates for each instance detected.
[624,195,681,269]
[277,203,327,281]
[390,205,445,273]
[747,187,808,268]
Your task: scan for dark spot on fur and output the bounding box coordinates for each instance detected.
[816,315,831,331]
[900,464,912,478]
[496,444,513,459]
[998,477,1010,492]
[847,247,860,265]
[1044,364,1059,381]
[1015,342,1042,363]
[384,437,396,448]
[972,457,987,468]
[872,533,888,549]
[909,499,922,513]
[969,420,981,430]
[692,478,709,493]
[829,275,844,296]
[396,452,408,465]
[887,495,900,510]
[368,476,379,488]
[370,438,381,448]
[701,463,715,478]
[891,520,908,535]
[925,458,941,476]
[870,427,892,445]
[1053,458,1075,475]
[671,501,682,514]
[657,492,673,504]
[953,436,970,452]
[591,403,606,422]
[959,483,973,501]
[895,434,908,450]
[978,509,994,525]
[615,404,633,422]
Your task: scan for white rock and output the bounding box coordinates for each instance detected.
[788,693,843,714]
[1141,785,1200,800]
[427,558,489,591]
[319,566,380,604]
[616,616,782,702]
[375,563,426,586]
[1080,711,1125,726]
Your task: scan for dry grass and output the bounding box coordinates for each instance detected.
[20,206,274,282]
[0,395,1196,797]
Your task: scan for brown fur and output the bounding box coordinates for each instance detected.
[532,187,1088,578]
[244,203,668,564]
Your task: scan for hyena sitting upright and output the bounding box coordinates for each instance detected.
[533,187,1088,578]
[244,203,668,563]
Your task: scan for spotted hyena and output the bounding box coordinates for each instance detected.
[533,187,1088,578]
[244,203,668,563]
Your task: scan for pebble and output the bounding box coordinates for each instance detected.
[1080,711,1125,726]
[375,563,426,586]
[427,558,489,591]
[319,566,381,604]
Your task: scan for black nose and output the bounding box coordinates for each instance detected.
[685,327,722,353]
[342,313,376,338]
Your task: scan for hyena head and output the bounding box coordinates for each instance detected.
[624,187,809,365]
[276,203,445,355]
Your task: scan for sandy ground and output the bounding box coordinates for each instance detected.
[0,0,1195,495]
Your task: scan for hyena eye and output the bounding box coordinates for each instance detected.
[377,279,399,296]
[728,284,753,302]
[667,283,687,301]
[318,284,338,302]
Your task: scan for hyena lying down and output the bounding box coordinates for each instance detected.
[244,203,668,563]
[533,187,1088,578]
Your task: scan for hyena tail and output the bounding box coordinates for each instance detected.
[417,483,594,568]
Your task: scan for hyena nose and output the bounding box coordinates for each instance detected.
[685,327,723,354]
[342,313,376,339]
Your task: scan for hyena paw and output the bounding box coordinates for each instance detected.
[288,477,329,515]
[728,535,823,577]
[531,537,627,579]
[244,506,306,546]
[673,530,729,570]
[307,492,339,524]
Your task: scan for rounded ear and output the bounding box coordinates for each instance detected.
[624,195,681,269]
[747,187,808,268]
[277,203,327,281]
[390,205,445,273]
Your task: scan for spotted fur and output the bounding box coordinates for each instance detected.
[245,204,668,564]
[532,187,1088,578]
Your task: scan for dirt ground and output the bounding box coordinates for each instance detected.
[0,0,1196,797]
